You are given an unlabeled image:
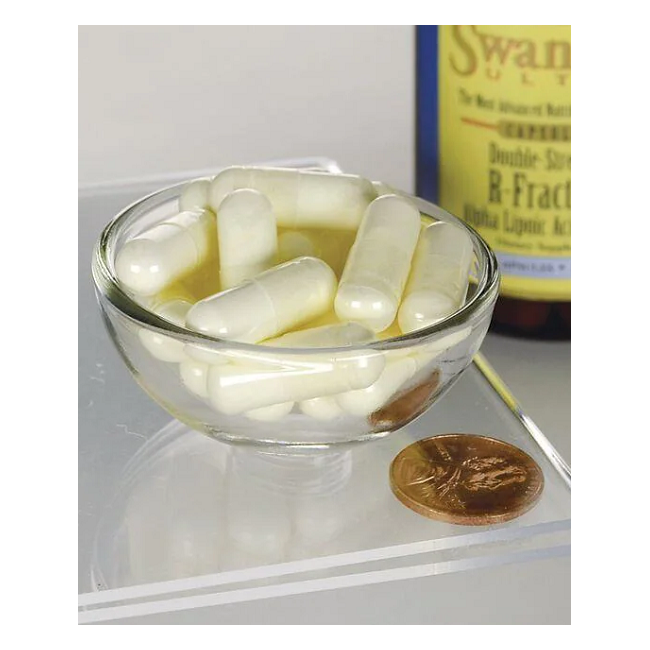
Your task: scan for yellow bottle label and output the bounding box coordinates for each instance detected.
[438,25,571,301]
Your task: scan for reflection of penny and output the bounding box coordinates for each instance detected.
[370,369,441,430]
[389,434,544,525]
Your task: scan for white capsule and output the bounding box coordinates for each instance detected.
[245,401,295,422]
[179,358,210,398]
[138,299,193,362]
[179,178,211,211]
[299,396,344,421]
[207,351,385,415]
[115,209,216,296]
[398,222,474,333]
[186,257,336,344]
[264,322,374,348]
[337,356,417,417]
[335,195,421,332]
[209,166,377,229]
[217,189,278,290]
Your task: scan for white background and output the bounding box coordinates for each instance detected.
[79,25,415,191]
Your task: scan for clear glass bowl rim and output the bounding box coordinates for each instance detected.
[91,178,500,356]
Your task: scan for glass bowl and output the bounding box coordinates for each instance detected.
[91,178,500,449]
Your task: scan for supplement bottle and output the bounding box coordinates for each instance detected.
[416,25,571,339]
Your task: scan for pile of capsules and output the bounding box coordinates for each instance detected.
[115,167,474,423]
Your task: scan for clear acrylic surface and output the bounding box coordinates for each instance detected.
[79,161,570,623]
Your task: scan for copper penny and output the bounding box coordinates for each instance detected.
[389,434,544,525]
